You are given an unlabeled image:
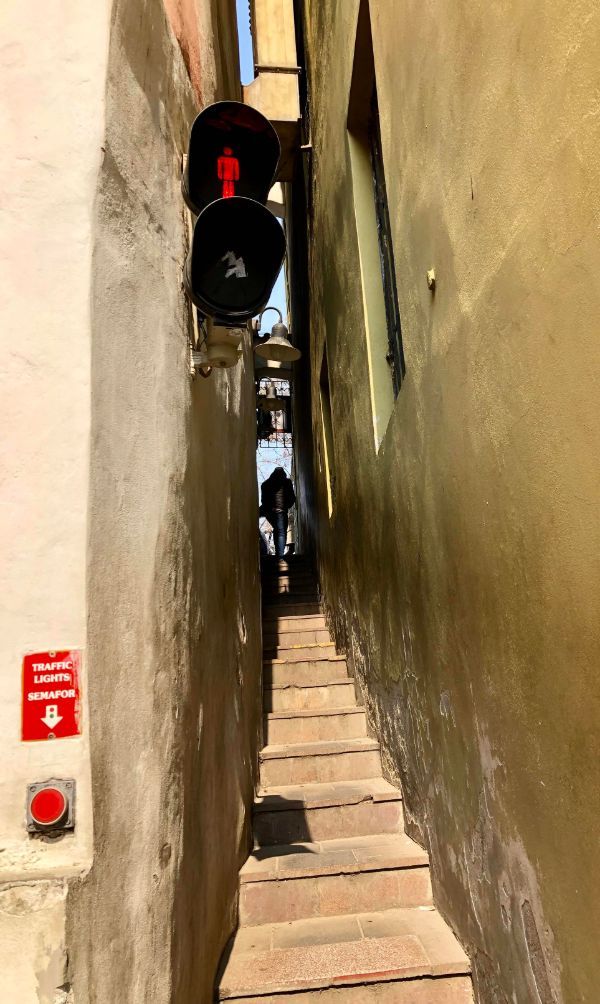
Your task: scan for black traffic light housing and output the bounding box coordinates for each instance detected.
[183,101,285,324]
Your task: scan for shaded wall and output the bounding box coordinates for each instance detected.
[288,0,316,556]
[296,1,600,1001]
[66,1,262,1002]
[288,160,316,558]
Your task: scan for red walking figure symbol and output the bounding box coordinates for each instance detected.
[217,146,240,198]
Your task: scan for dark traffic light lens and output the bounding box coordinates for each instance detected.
[185,198,286,322]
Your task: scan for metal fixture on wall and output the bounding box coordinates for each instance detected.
[255,376,292,447]
[188,311,244,376]
[259,381,285,411]
[205,322,244,368]
[254,306,301,362]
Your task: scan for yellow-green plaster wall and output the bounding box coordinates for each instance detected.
[296,1,600,1001]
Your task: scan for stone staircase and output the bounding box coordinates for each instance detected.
[216,558,473,1002]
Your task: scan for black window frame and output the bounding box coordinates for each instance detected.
[368,86,405,396]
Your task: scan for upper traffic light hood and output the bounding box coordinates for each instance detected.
[182,100,281,216]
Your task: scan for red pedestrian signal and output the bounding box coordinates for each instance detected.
[183,101,280,215]
[182,101,285,323]
[217,147,239,199]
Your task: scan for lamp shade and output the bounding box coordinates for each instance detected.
[254,322,301,362]
[259,382,285,411]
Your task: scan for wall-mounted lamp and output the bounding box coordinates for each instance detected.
[254,307,301,362]
[259,381,285,411]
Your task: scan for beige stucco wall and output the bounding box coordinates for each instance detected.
[1,0,262,1001]
[0,0,111,997]
[297,1,600,1002]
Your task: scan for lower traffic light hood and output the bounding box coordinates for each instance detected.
[184,197,286,323]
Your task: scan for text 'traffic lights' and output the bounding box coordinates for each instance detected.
[182,101,286,323]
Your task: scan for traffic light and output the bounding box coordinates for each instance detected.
[182,101,286,323]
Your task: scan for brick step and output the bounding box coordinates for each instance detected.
[265,707,366,745]
[262,568,316,579]
[263,642,338,663]
[263,602,322,619]
[262,571,316,583]
[264,606,327,622]
[218,980,473,1003]
[266,678,356,713]
[261,559,313,572]
[262,614,327,634]
[239,832,431,926]
[253,777,402,847]
[263,592,320,604]
[263,563,314,568]
[217,906,471,1000]
[264,594,321,605]
[264,627,332,648]
[262,586,318,597]
[260,737,381,787]
[264,659,349,688]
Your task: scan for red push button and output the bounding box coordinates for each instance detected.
[26,779,74,833]
[30,787,67,827]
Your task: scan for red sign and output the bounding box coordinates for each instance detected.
[22,650,82,741]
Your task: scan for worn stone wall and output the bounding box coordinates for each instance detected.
[163,0,241,102]
[1,0,262,1001]
[296,1,600,1001]
[66,1,262,1002]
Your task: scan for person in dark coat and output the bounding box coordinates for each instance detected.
[260,467,296,558]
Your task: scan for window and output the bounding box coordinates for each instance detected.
[348,0,405,447]
[368,90,405,395]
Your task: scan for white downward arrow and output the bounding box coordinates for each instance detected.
[41,704,63,729]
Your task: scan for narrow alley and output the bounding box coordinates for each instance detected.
[2,0,600,1001]
[218,556,472,1001]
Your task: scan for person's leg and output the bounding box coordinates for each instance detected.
[286,507,295,554]
[274,511,288,558]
